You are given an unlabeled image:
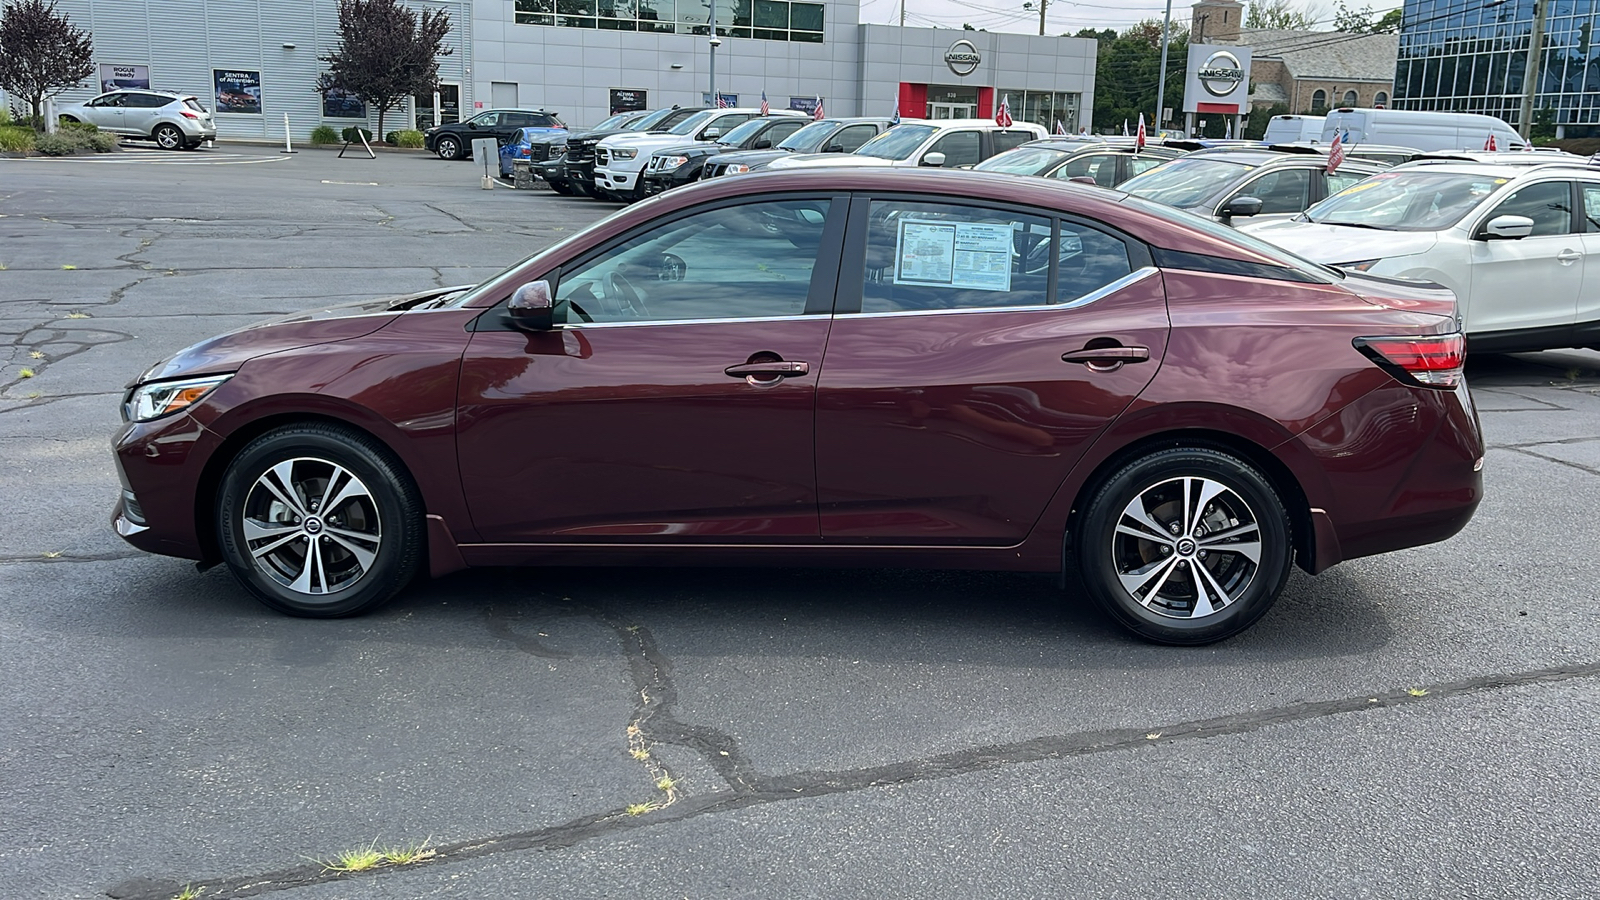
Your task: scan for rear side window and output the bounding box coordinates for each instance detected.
[129,93,171,108]
[991,130,1033,154]
[183,98,207,113]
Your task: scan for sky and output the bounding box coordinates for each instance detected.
[854,0,1406,37]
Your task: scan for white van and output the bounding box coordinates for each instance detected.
[1262,115,1324,143]
[1320,108,1526,152]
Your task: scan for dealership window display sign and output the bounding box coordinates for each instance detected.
[100,64,150,92]
[214,70,262,114]
[1182,45,1250,113]
[894,219,1012,292]
[321,87,366,119]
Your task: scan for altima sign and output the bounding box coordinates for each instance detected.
[1183,43,1252,113]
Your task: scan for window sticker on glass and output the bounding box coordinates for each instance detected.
[894,219,1013,292]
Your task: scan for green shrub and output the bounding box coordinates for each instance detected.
[393,129,425,148]
[0,108,12,126]
[310,124,341,145]
[341,126,373,143]
[59,119,98,134]
[384,130,400,144]
[0,125,36,153]
[89,131,119,152]
[34,132,78,155]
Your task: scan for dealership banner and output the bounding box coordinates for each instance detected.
[99,64,150,92]
[321,87,366,119]
[610,89,647,114]
[214,69,262,114]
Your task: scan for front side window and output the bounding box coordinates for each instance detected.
[554,199,831,323]
[1233,167,1312,214]
[831,124,877,152]
[1055,153,1119,186]
[926,130,981,167]
[472,112,500,126]
[1486,181,1574,236]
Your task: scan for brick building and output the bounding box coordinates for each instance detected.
[1192,0,1397,116]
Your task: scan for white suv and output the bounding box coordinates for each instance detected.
[58,90,217,150]
[595,108,802,200]
[765,118,1046,171]
[1238,158,1600,352]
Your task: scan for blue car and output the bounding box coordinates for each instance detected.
[499,126,569,177]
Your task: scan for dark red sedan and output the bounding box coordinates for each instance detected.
[112,168,1483,644]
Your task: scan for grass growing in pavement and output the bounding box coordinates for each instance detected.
[380,839,437,866]
[319,840,384,873]
[173,885,204,900]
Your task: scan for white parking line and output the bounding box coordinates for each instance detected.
[2,148,293,165]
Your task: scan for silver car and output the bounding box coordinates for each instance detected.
[58,90,217,150]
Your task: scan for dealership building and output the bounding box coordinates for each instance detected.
[17,0,1097,139]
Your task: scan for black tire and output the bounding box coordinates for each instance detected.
[549,180,575,196]
[153,124,184,150]
[436,135,462,160]
[575,179,601,198]
[216,423,424,618]
[1075,446,1293,645]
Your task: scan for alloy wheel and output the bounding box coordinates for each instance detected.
[240,457,381,595]
[1110,475,1262,620]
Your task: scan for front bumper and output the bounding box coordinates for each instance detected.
[593,165,641,194]
[642,166,698,195]
[111,411,221,562]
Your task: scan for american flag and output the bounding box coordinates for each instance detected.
[995,94,1013,129]
[1327,127,1344,175]
[813,96,824,121]
[1484,133,1497,151]
[716,94,730,109]
[760,90,768,116]
[1136,113,1146,151]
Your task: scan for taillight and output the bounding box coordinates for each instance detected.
[180,110,199,119]
[1354,334,1465,388]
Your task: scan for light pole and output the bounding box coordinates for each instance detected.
[1155,0,1173,133]
[1489,0,1548,140]
[709,37,722,107]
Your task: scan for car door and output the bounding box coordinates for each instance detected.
[456,195,845,542]
[86,93,128,132]
[1223,166,1314,221]
[1467,179,1582,334]
[829,123,880,153]
[757,119,805,149]
[1576,181,1600,340]
[814,196,1168,543]
[1052,152,1121,187]
[922,129,982,167]
[704,112,754,140]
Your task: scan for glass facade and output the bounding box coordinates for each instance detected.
[514,0,823,41]
[1395,0,1600,135]
[998,89,1082,131]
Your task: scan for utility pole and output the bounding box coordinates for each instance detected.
[1155,0,1174,133]
[900,0,905,26]
[1037,0,1046,36]
[1518,0,1548,140]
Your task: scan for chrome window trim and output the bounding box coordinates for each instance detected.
[561,313,822,329]
[843,266,1158,319]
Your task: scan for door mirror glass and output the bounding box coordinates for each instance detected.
[703,127,721,140]
[1482,214,1535,240]
[1221,196,1264,220]
[753,138,771,149]
[508,280,555,331]
[921,151,947,167]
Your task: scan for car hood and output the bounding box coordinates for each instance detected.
[766,153,897,169]
[601,133,699,152]
[1236,220,1440,264]
[132,286,469,385]
[706,149,792,167]
[653,140,728,157]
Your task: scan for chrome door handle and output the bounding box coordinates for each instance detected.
[1558,249,1582,264]
[1062,346,1150,363]
[724,361,810,378]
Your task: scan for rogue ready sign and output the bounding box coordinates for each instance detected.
[945,39,981,77]
[1183,43,1252,114]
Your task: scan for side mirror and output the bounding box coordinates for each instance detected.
[1481,214,1534,240]
[702,127,720,140]
[823,143,844,153]
[921,151,947,167]
[467,121,478,129]
[508,280,554,331]
[1220,196,1264,221]
[1068,175,1098,186]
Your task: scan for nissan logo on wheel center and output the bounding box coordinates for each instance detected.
[1197,50,1245,97]
[945,39,981,77]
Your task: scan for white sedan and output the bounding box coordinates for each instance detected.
[1238,160,1600,353]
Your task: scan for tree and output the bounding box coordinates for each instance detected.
[317,0,453,139]
[1246,0,1322,29]
[1077,20,1190,134]
[0,0,94,129]
[1332,1,1401,33]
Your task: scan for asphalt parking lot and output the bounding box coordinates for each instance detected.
[2,143,1598,900]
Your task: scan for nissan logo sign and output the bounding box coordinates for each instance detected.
[1198,49,1245,97]
[945,39,981,77]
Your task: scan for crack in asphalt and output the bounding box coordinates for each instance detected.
[103,643,1600,900]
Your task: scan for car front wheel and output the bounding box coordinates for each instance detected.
[216,423,424,618]
[1076,447,1293,645]
[153,124,183,150]
[436,135,461,160]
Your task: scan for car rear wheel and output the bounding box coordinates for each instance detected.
[1076,447,1292,645]
[216,423,424,618]
[436,135,462,160]
[153,124,183,150]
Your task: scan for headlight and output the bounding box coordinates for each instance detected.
[124,374,231,423]
[1335,259,1381,272]
[610,148,637,160]
[659,155,690,171]
[723,164,750,175]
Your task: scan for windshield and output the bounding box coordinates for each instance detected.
[630,108,680,131]
[1122,196,1342,283]
[1119,158,1255,209]
[669,110,719,136]
[779,120,838,152]
[592,113,632,130]
[855,124,937,160]
[975,146,1072,175]
[1303,170,1512,231]
[717,118,770,145]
